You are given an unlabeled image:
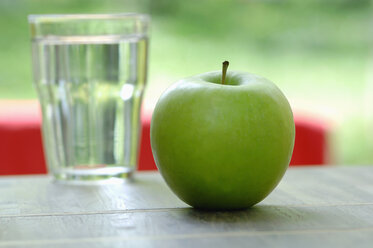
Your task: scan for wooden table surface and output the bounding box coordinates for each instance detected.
[1,166,373,248]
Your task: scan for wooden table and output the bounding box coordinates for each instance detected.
[1,166,373,247]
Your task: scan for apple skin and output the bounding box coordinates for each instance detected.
[150,71,295,210]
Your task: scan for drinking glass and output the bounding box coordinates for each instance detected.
[29,14,149,183]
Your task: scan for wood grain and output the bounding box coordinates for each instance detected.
[0,172,186,216]
[1,166,373,247]
[1,204,373,247]
[1,230,372,248]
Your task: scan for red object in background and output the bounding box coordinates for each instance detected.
[291,116,328,166]
[0,101,47,175]
[138,112,155,171]
[0,100,329,175]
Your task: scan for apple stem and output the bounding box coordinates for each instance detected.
[222,61,229,85]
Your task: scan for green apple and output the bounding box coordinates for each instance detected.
[150,62,295,210]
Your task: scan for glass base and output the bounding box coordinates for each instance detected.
[52,166,134,185]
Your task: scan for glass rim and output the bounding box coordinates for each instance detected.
[28,13,150,23]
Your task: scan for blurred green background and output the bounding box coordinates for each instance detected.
[0,0,373,164]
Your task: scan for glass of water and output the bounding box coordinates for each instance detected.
[29,14,149,184]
